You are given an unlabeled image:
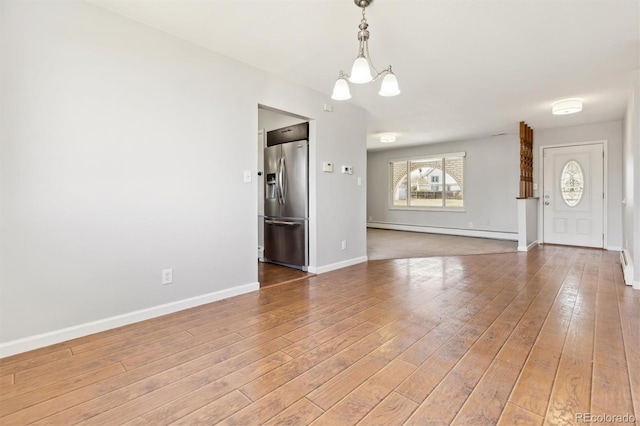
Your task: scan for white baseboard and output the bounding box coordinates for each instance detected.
[518,241,539,252]
[308,256,368,275]
[620,249,633,287]
[607,245,622,251]
[0,282,259,358]
[367,222,517,241]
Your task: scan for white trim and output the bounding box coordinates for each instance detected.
[620,249,633,286]
[607,245,622,251]
[538,140,608,248]
[0,282,259,358]
[308,256,368,274]
[367,222,517,241]
[389,207,466,213]
[388,154,466,211]
[518,241,539,252]
[388,151,467,163]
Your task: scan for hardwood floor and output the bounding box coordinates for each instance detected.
[1,246,637,425]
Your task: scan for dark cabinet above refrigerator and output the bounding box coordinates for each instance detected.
[266,122,309,147]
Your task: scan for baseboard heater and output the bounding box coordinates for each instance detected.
[620,249,632,286]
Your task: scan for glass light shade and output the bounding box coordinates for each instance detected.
[349,56,373,84]
[552,99,582,115]
[380,133,396,143]
[379,73,400,97]
[331,77,351,100]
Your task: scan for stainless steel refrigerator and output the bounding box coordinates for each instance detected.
[263,123,309,270]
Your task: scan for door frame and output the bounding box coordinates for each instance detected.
[538,140,608,248]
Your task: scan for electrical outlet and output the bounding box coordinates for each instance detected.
[162,268,173,285]
[341,240,347,250]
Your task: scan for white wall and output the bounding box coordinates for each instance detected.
[367,135,520,237]
[622,71,639,288]
[535,121,624,250]
[258,108,306,132]
[0,0,367,354]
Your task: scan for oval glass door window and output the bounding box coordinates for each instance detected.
[560,160,584,207]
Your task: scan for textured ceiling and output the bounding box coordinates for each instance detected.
[87,0,640,150]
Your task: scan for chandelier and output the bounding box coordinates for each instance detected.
[331,0,400,101]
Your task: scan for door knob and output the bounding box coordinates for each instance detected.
[544,201,549,205]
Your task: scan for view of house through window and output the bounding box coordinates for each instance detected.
[391,154,464,208]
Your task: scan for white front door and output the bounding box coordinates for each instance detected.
[542,143,604,248]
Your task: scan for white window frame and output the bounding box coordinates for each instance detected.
[389,151,466,212]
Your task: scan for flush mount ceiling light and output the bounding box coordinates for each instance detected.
[552,99,583,115]
[331,0,400,101]
[380,133,396,143]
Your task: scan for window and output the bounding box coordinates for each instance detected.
[390,153,465,209]
[560,160,584,207]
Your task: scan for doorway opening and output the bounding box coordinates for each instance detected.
[257,105,314,287]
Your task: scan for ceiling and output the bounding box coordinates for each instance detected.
[87,0,640,150]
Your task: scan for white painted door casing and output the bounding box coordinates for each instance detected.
[542,143,605,248]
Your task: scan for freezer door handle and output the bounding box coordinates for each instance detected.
[264,220,301,226]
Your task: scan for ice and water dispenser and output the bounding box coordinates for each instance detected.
[265,173,277,200]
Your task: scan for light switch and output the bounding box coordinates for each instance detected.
[322,162,334,172]
[243,170,252,183]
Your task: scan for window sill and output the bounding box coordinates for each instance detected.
[388,207,466,213]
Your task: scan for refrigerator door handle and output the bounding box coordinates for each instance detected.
[264,219,301,226]
[276,156,283,204]
[280,157,287,204]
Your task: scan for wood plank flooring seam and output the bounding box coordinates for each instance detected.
[236,386,256,403]
[504,400,550,422]
[110,351,294,424]
[495,257,573,370]
[544,250,596,424]
[610,258,639,420]
[494,251,579,419]
[1,335,288,425]
[30,337,293,425]
[415,278,548,421]
[394,259,546,405]
[0,348,74,377]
